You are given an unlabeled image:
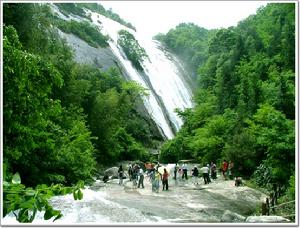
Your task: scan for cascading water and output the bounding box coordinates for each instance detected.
[90,12,193,139]
[2,8,198,225]
[2,6,273,225]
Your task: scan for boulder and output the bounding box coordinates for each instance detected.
[246,215,290,223]
[104,167,119,178]
[221,210,246,222]
[104,166,128,179]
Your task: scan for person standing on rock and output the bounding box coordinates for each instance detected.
[128,164,133,181]
[138,166,145,188]
[191,165,199,185]
[151,170,156,192]
[132,164,139,188]
[174,163,179,180]
[200,165,210,184]
[182,163,188,180]
[222,160,228,180]
[228,161,234,180]
[152,170,161,193]
[210,162,217,180]
[118,165,124,185]
[162,168,169,191]
[149,166,155,183]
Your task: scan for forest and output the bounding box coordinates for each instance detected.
[156,3,295,214]
[2,2,296,222]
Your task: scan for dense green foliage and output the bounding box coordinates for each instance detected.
[55,19,109,48]
[54,3,87,19]
[3,3,161,221]
[3,25,96,186]
[3,173,84,222]
[155,23,216,79]
[117,29,148,71]
[3,3,157,185]
[3,2,296,222]
[54,3,136,30]
[52,4,111,49]
[159,3,295,197]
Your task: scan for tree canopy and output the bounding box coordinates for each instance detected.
[3,3,161,187]
[159,3,295,195]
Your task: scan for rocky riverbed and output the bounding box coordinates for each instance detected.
[3,174,282,225]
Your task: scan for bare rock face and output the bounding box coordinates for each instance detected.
[58,31,119,71]
[221,210,246,222]
[246,215,290,223]
[57,30,166,141]
[104,167,119,178]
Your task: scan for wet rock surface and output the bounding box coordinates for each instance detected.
[245,215,290,223]
[4,175,292,225]
[87,175,267,223]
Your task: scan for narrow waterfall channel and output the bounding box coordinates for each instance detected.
[90,12,194,139]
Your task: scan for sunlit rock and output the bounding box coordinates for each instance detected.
[246,215,290,223]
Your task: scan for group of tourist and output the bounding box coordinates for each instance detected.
[175,162,218,185]
[114,161,237,192]
[117,163,170,192]
[118,164,145,188]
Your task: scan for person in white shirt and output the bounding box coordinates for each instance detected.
[138,167,144,188]
[200,165,210,184]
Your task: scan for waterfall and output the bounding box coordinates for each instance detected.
[90,12,193,139]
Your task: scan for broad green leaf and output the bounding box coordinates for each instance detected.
[17,208,29,223]
[65,187,72,194]
[12,173,21,184]
[19,199,35,209]
[25,189,36,196]
[53,213,63,222]
[77,189,83,200]
[44,208,53,220]
[35,198,43,211]
[73,191,78,200]
[52,209,60,216]
[28,208,37,222]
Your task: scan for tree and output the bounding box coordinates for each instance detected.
[3,26,96,186]
[160,3,295,193]
[247,104,294,187]
[117,30,148,71]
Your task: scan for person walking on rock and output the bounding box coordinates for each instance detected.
[210,162,217,180]
[152,170,161,193]
[132,164,139,188]
[118,165,124,185]
[138,166,145,188]
[191,166,199,185]
[128,164,133,181]
[228,161,234,180]
[200,165,210,184]
[162,168,169,191]
[222,160,228,180]
[174,163,179,180]
[182,163,188,180]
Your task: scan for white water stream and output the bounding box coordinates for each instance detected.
[90,12,193,139]
[1,6,275,226]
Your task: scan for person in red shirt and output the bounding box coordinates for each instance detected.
[222,160,228,179]
[162,168,169,191]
